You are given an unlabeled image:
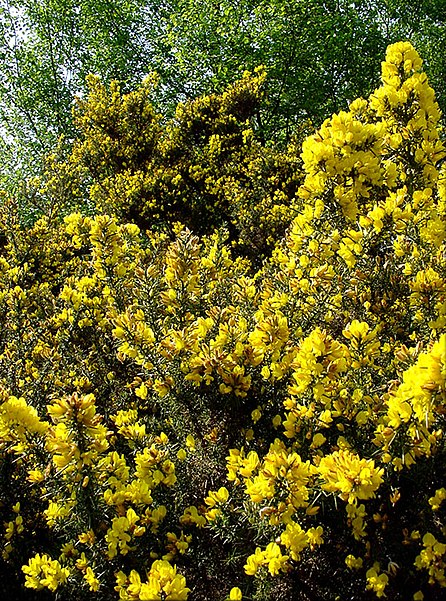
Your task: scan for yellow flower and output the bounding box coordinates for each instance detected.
[27,469,45,483]
[429,487,446,511]
[177,448,187,461]
[180,505,206,528]
[244,547,264,576]
[44,501,72,527]
[414,532,446,586]
[205,486,229,508]
[244,543,289,577]
[307,526,324,550]
[251,408,262,423]
[229,587,243,600]
[311,433,326,448]
[186,434,196,451]
[345,554,363,570]
[84,567,101,592]
[78,529,96,545]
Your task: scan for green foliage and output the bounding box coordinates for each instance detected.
[3,0,446,184]
[167,0,388,139]
[0,0,170,179]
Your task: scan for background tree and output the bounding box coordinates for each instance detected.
[2,0,446,184]
[0,0,172,180]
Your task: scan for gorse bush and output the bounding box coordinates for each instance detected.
[0,42,445,601]
[37,66,301,263]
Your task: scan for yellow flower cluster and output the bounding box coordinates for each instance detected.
[300,108,388,220]
[244,542,289,576]
[22,554,70,592]
[317,449,384,504]
[115,559,190,600]
[244,520,322,576]
[204,486,229,521]
[370,42,444,185]
[0,394,48,452]
[105,507,146,559]
[366,562,389,598]
[376,335,446,464]
[414,533,446,586]
[2,502,24,560]
[429,488,446,512]
[227,439,314,523]
[180,505,206,528]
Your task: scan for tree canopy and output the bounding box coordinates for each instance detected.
[1,0,446,179]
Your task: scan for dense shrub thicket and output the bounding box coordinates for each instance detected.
[0,42,445,601]
[26,65,301,263]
